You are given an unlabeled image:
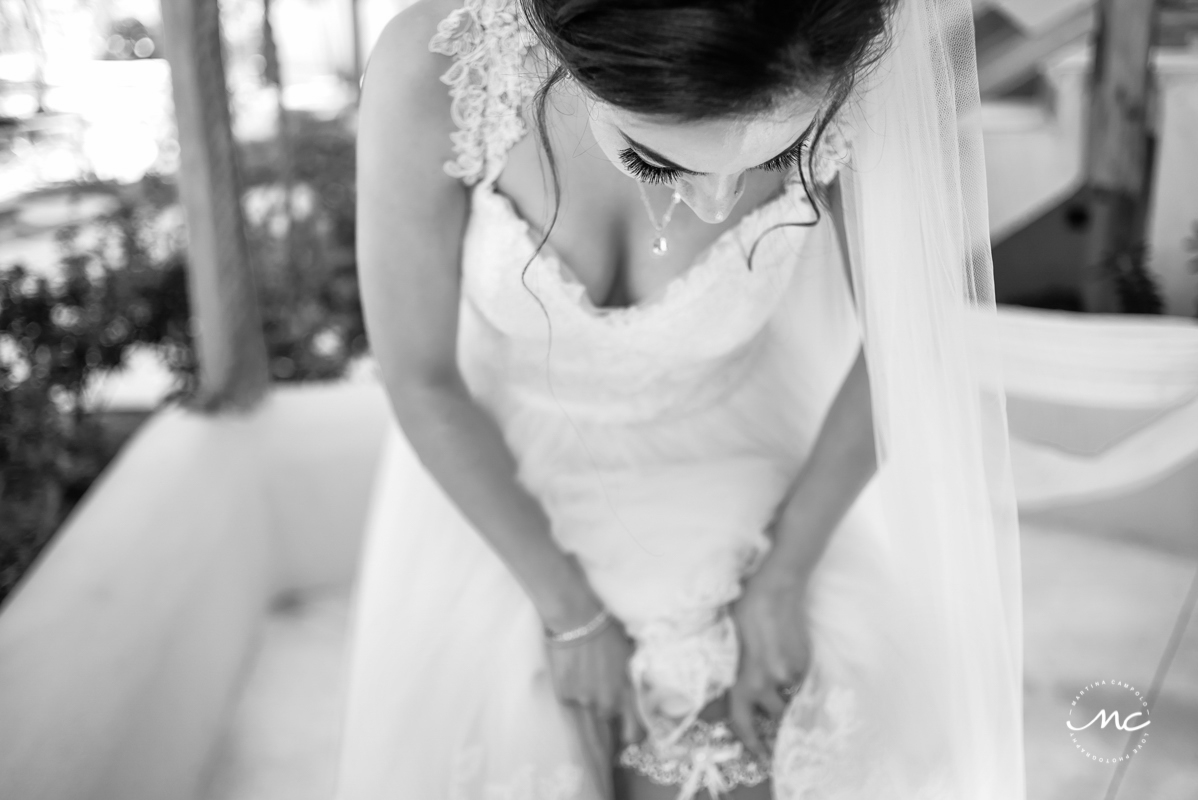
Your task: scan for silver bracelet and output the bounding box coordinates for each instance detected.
[544,608,613,646]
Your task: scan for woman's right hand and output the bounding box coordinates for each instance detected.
[545,611,645,747]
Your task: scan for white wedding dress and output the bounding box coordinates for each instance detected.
[333,1,1010,798]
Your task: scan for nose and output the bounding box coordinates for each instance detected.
[679,173,746,224]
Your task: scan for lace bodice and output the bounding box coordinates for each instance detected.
[429,0,851,427]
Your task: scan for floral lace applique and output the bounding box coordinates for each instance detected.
[428,0,543,186]
[618,649,871,800]
[771,680,862,799]
[449,744,586,800]
[770,662,957,800]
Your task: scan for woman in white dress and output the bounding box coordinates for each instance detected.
[335,0,1026,797]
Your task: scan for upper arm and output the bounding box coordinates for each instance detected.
[356,0,468,395]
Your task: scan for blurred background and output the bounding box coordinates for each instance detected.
[0,1,1196,799]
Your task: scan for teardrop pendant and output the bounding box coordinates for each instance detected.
[638,183,681,258]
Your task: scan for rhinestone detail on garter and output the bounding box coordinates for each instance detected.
[617,718,778,800]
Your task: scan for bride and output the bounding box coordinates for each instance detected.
[335,0,1026,797]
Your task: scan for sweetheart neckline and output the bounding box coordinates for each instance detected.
[474,179,813,326]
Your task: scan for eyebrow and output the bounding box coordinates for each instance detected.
[620,121,816,175]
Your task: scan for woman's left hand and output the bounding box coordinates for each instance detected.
[727,565,813,763]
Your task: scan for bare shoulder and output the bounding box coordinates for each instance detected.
[364,0,463,77]
[359,0,462,137]
[356,0,466,267]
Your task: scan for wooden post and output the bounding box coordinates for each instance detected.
[978,5,1095,98]
[350,0,364,97]
[1082,0,1161,313]
[160,0,270,411]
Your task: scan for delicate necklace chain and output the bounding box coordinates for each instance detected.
[636,182,682,257]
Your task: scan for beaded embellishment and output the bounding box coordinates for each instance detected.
[617,719,770,800]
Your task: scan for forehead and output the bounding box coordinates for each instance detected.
[592,92,823,174]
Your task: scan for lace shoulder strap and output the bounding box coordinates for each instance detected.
[428,0,543,187]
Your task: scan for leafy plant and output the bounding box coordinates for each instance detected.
[0,188,195,602]
[1,111,366,605]
[1101,240,1164,315]
[241,111,365,379]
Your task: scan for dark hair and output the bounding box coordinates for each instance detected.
[520,0,896,275]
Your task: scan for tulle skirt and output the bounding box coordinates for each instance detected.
[333,223,959,799]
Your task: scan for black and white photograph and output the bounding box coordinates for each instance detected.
[1,0,1197,798]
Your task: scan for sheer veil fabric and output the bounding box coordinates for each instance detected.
[334,0,1026,796]
[836,0,1026,794]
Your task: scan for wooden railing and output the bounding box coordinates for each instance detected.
[976,1,1198,98]
[978,5,1096,97]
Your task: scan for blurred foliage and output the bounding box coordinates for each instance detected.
[0,111,364,605]
[101,17,163,61]
[1004,243,1165,313]
[1100,240,1165,315]
[1,184,195,601]
[241,113,365,381]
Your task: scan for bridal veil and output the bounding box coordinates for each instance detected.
[836,0,1026,795]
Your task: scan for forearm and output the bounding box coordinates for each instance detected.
[760,345,876,586]
[354,15,600,636]
[387,373,600,630]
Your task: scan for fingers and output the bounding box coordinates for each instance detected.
[546,631,630,716]
[560,673,617,718]
[571,705,616,800]
[782,629,812,677]
[728,684,769,763]
[756,685,787,720]
[765,651,794,685]
[619,681,645,746]
[597,685,622,719]
[760,624,810,682]
[769,658,809,698]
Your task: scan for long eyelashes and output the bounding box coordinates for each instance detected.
[617,148,677,185]
[617,138,808,185]
[757,142,806,173]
